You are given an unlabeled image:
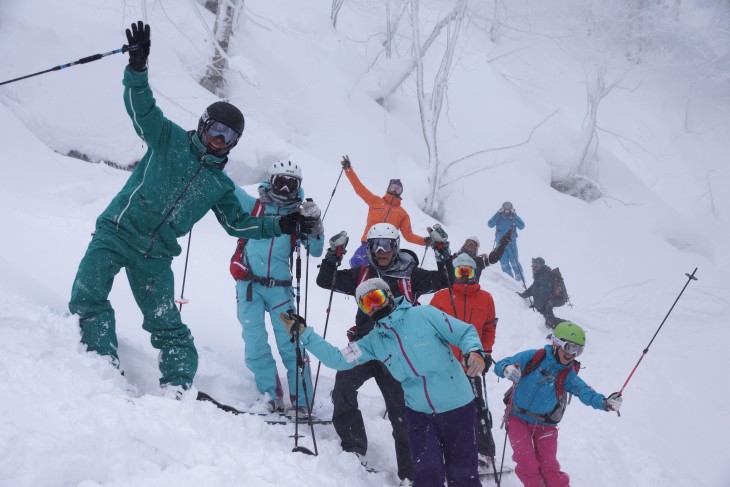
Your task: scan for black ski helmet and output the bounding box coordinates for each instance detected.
[197,101,245,156]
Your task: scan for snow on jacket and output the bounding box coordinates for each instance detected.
[344,168,426,245]
[494,345,606,425]
[316,250,451,338]
[300,298,482,414]
[96,67,282,259]
[234,183,323,281]
[487,212,525,241]
[429,283,496,364]
[520,265,553,308]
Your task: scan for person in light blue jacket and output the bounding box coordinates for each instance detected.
[232,160,324,415]
[487,201,525,281]
[280,278,488,487]
[493,322,622,487]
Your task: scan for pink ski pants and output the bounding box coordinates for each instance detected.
[507,415,570,487]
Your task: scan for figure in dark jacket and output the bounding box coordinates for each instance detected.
[316,223,453,484]
[519,257,564,329]
[68,22,318,397]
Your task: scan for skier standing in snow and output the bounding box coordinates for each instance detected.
[340,155,429,267]
[281,277,488,487]
[494,321,623,487]
[429,253,498,475]
[452,233,512,281]
[487,201,525,281]
[518,257,564,329]
[68,22,320,397]
[315,223,454,485]
[229,160,324,415]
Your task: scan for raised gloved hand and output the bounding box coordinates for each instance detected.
[341,155,352,169]
[300,199,323,237]
[427,224,448,244]
[279,311,307,336]
[278,211,318,236]
[603,392,623,412]
[328,231,349,255]
[427,224,450,262]
[125,21,151,72]
[503,364,521,383]
[465,352,486,377]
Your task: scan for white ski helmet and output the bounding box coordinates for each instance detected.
[366,223,400,268]
[268,160,303,180]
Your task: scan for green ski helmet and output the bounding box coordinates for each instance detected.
[553,321,586,346]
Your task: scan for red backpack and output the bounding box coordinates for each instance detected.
[229,200,263,281]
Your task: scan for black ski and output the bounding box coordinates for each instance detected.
[197,391,333,425]
[265,417,333,426]
[196,391,267,416]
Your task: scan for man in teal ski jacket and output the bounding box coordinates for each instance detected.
[68,22,317,396]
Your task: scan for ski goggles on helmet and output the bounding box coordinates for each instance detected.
[552,337,584,357]
[271,174,302,193]
[387,179,403,196]
[454,265,476,280]
[205,120,240,146]
[368,238,397,253]
[358,288,389,315]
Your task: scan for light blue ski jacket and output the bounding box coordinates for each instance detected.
[234,183,323,281]
[487,212,525,241]
[300,298,483,414]
[494,345,606,425]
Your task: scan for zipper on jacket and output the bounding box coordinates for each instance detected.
[383,324,437,414]
[145,164,204,256]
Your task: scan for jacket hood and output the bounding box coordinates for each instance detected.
[374,296,410,328]
[452,283,481,295]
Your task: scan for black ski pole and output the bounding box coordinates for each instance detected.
[321,167,344,223]
[175,229,193,312]
[310,244,343,408]
[616,268,698,411]
[0,46,131,87]
[481,373,501,486]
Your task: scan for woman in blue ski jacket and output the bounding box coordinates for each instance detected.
[231,160,324,415]
[487,201,525,281]
[493,322,622,487]
[280,278,488,487]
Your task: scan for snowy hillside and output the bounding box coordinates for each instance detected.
[1,1,729,486]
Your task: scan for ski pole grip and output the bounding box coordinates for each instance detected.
[79,54,103,64]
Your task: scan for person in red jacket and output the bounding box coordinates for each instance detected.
[429,253,498,475]
[340,155,428,266]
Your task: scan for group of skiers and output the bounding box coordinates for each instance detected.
[68,21,624,487]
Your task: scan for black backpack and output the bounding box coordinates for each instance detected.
[550,267,569,307]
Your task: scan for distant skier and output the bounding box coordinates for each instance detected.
[229,160,324,416]
[340,155,428,267]
[487,201,525,281]
[281,278,488,487]
[429,253,499,475]
[495,322,623,487]
[518,257,564,329]
[452,233,512,281]
[68,21,319,398]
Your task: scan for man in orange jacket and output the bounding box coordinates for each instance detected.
[429,253,498,476]
[341,156,428,267]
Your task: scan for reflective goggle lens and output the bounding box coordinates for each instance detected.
[206,120,239,145]
[271,175,301,193]
[368,238,397,253]
[358,289,388,314]
[553,338,584,357]
[454,265,475,280]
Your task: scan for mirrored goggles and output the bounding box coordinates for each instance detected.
[553,337,584,357]
[271,175,301,193]
[368,238,397,253]
[454,265,476,280]
[358,289,389,315]
[205,120,240,145]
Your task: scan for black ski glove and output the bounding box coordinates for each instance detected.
[341,155,352,170]
[278,212,318,236]
[125,21,151,72]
